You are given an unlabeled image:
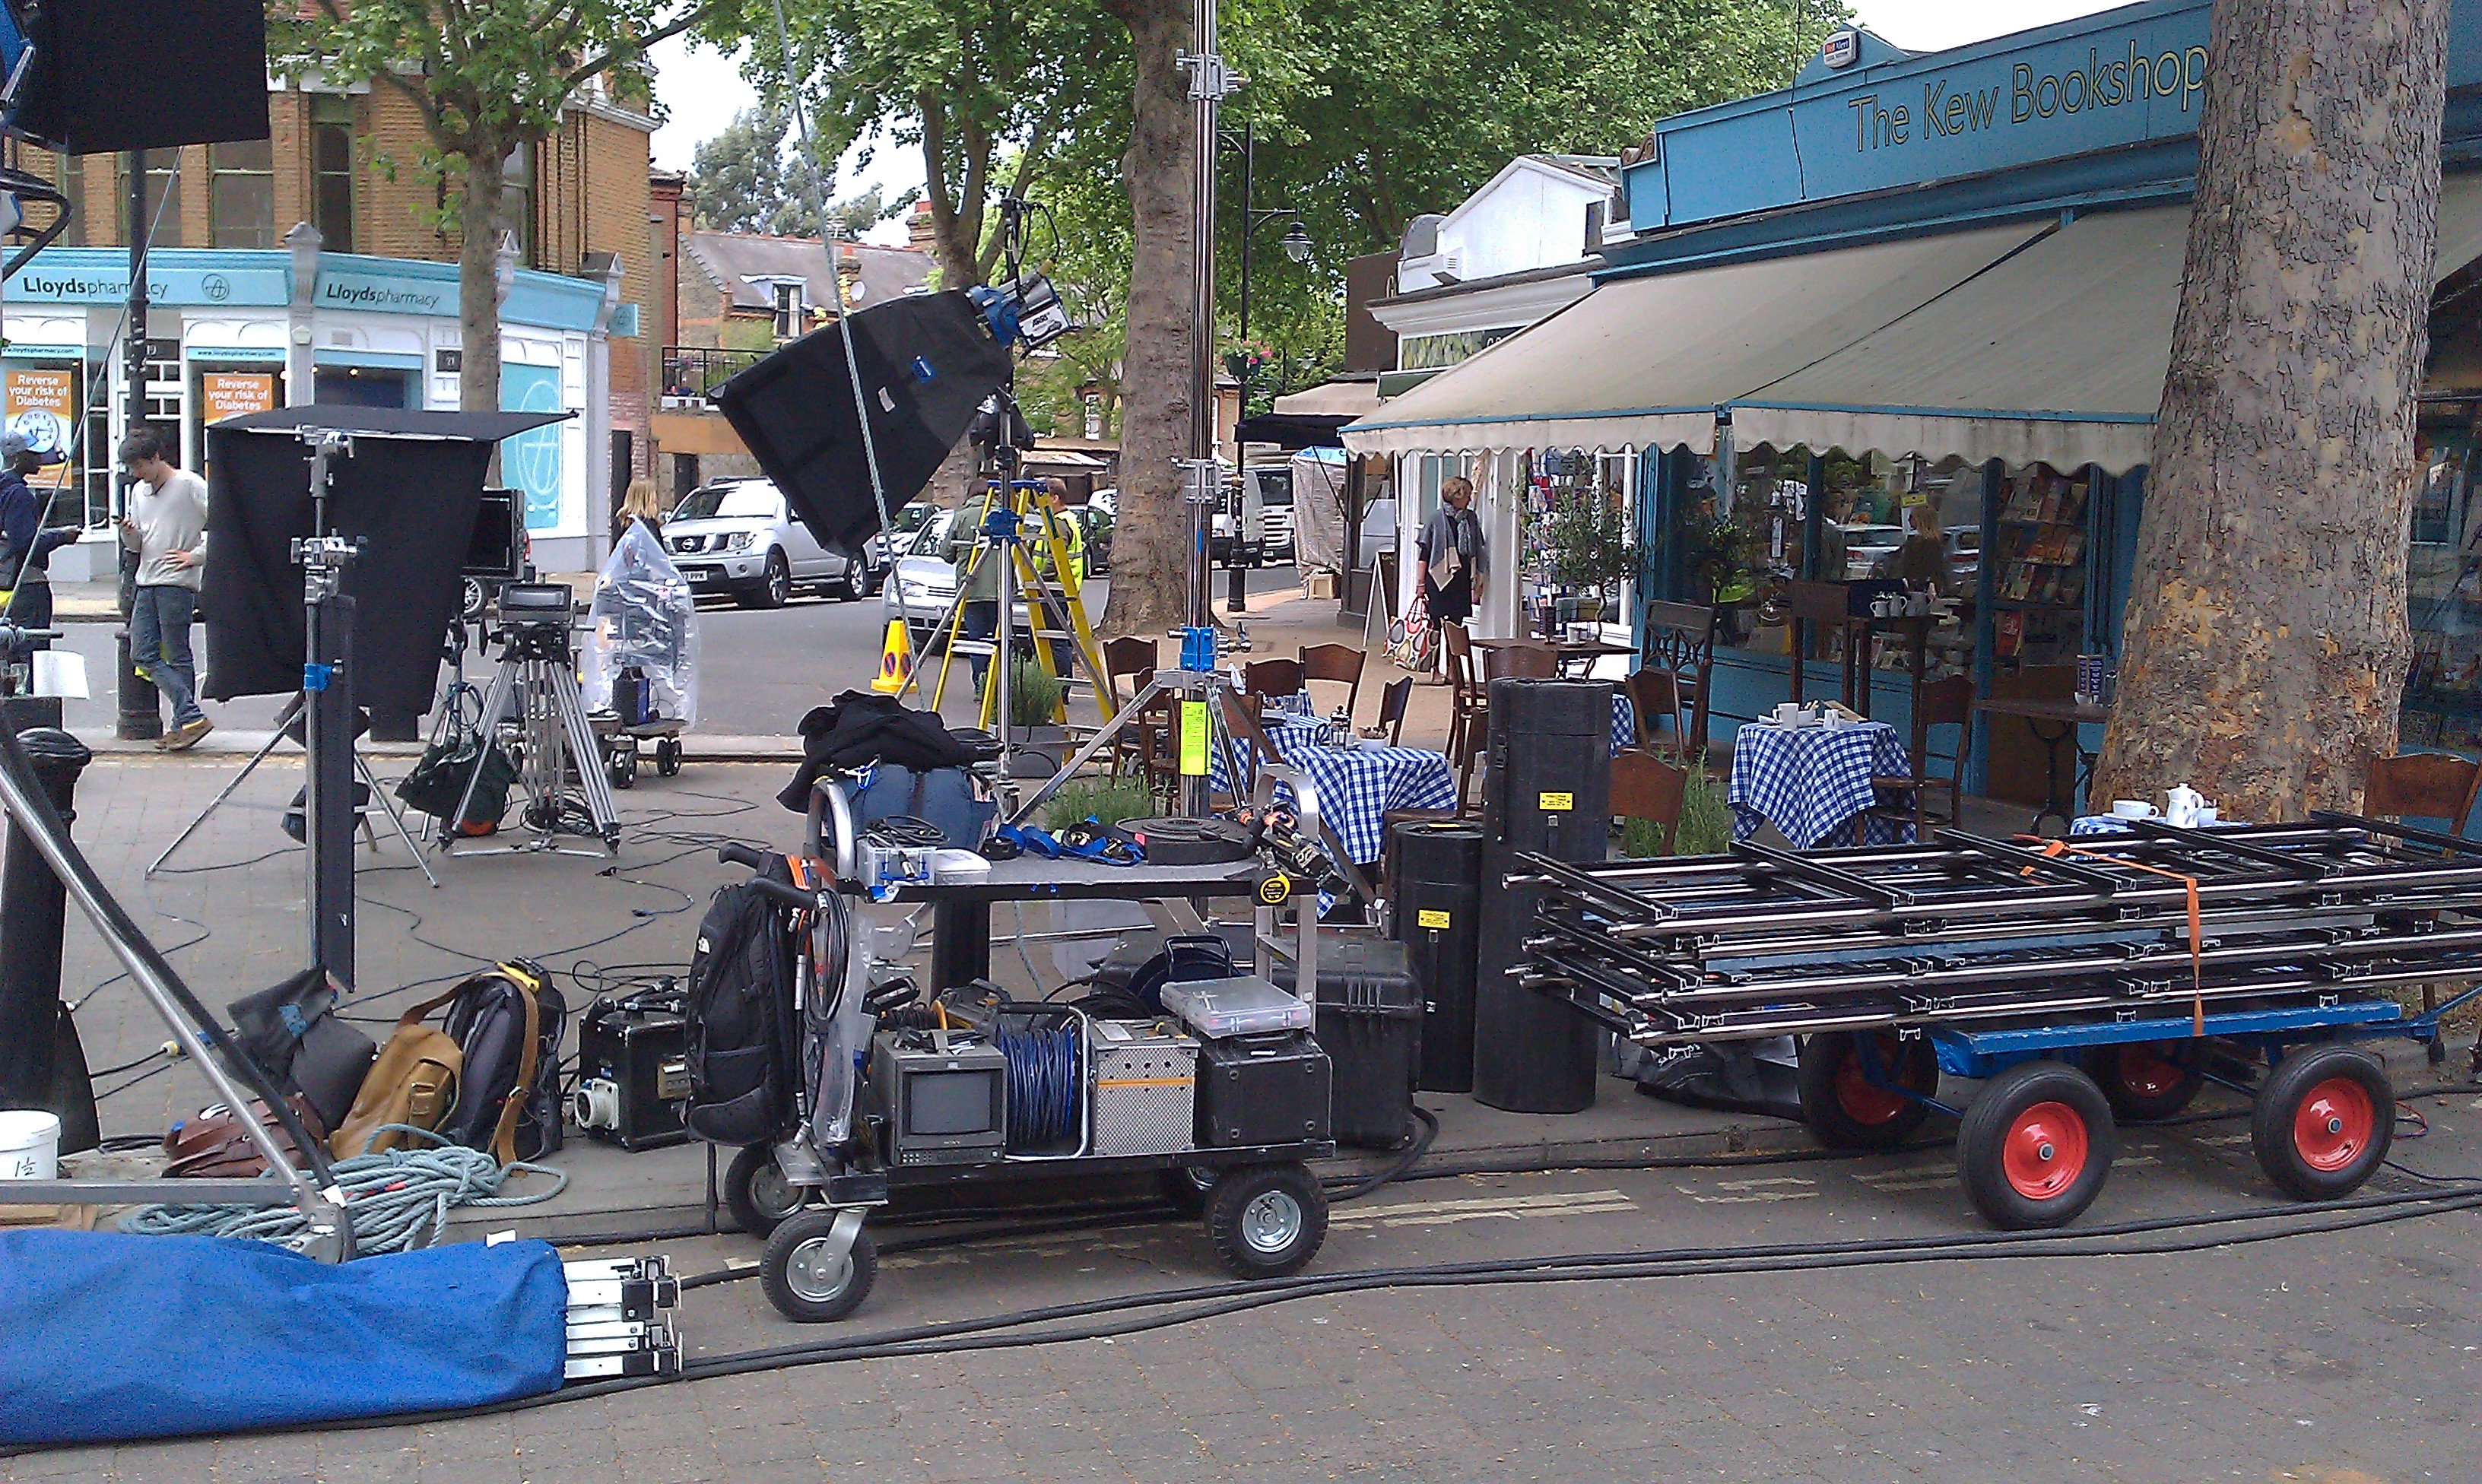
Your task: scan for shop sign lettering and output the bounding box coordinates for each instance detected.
[1848,40,2207,154]
[316,268,449,316]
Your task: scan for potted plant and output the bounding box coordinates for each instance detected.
[1544,494,1636,625]
[988,657,1065,745]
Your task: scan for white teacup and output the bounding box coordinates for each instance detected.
[2192,805,2220,825]
[2109,799,2159,820]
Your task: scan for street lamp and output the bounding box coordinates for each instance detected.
[1230,121,1312,347]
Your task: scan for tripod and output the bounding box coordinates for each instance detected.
[448,607,620,856]
[144,691,439,886]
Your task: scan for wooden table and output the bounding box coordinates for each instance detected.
[1974,696,2109,836]
[1472,636,1636,677]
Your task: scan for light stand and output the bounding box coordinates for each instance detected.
[293,428,363,989]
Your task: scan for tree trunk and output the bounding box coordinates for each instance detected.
[2091,0,2449,821]
[456,146,509,419]
[1099,0,1198,639]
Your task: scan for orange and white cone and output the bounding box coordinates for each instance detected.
[872,617,913,695]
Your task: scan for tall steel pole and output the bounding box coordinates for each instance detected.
[116,151,159,742]
[1180,0,1235,631]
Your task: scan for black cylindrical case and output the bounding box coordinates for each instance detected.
[1388,820,1484,1092]
[1472,679,1610,1114]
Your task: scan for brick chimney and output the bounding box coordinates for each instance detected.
[907,199,939,256]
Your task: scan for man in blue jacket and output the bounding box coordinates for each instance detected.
[0,430,72,631]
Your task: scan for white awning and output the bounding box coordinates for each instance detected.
[1272,379,1382,418]
[1341,219,2054,459]
[1728,174,2482,472]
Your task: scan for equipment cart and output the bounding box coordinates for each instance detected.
[709,765,1338,1322]
[1514,816,2482,1231]
[592,713,684,789]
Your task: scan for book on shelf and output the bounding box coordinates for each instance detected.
[1995,610,2026,657]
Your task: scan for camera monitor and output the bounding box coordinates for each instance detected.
[713,289,1014,553]
[200,407,573,719]
[464,490,523,580]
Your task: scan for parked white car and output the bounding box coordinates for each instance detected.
[666,477,878,608]
[885,506,963,642]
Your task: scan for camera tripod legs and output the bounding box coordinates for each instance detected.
[446,653,620,856]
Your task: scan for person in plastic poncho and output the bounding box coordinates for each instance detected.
[586,512,700,728]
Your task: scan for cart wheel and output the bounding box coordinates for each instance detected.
[2081,1042,2204,1122]
[2251,1045,2392,1201]
[760,1210,878,1323]
[1205,1162,1328,1279]
[1795,1030,1939,1149]
[1957,1058,2115,1230]
[608,744,637,789]
[656,737,682,777]
[726,1143,805,1238]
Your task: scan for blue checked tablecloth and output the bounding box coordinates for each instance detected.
[1729,720,1914,848]
[1609,692,1634,755]
[1209,715,1458,864]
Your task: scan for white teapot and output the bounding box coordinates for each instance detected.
[2165,785,2207,828]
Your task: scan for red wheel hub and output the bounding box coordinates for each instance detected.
[1835,1039,1912,1124]
[2292,1077,2376,1172]
[2115,1046,2186,1099]
[2001,1100,2089,1200]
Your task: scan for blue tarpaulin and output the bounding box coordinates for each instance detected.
[0,1230,567,1447]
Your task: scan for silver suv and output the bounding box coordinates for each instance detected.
[665,478,882,608]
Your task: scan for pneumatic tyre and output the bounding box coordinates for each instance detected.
[761,1210,877,1323]
[2251,1045,2392,1201]
[726,1142,803,1237]
[1957,1058,2115,1230]
[741,550,791,609]
[1205,1162,1327,1279]
[1795,1030,1939,1149]
[2081,1042,2204,1122]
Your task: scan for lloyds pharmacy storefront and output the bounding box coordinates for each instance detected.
[0,243,632,581]
[1347,0,2482,806]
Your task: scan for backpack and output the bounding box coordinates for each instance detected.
[437,962,567,1163]
[331,1016,462,1159]
[682,855,800,1146]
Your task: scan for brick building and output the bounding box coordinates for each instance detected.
[2,72,657,572]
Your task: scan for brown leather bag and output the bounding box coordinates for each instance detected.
[163,1096,327,1178]
[328,991,464,1159]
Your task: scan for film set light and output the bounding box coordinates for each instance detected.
[198,406,573,985]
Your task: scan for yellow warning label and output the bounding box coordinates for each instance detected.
[1416,908,1452,930]
[1179,700,1209,775]
[1258,873,1293,905]
[1538,791,1575,812]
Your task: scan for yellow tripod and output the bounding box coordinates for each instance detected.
[916,480,1107,731]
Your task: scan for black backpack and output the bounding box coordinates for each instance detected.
[682,856,800,1146]
[436,962,567,1163]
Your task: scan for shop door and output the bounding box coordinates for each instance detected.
[314,367,410,408]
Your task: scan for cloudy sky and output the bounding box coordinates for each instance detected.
[646,0,2131,245]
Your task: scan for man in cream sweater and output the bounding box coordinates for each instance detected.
[116,428,211,750]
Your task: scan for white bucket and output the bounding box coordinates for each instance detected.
[0,1109,62,1181]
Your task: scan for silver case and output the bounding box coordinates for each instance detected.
[1089,1020,1198,1156]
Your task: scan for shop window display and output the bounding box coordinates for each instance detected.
[1988,465,2090,672]
[2404,414,2482,750]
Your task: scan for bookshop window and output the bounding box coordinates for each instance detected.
[2404,412,2481,750]
[1988,463,2092,673]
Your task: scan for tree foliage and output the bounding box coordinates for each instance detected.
[688,108,905,237]
[708,0,1123,286]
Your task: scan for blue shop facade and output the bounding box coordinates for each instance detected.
[0,232,631,579]
[1346,0,2482,806]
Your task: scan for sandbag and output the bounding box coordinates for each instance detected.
[0,1229,567,1446]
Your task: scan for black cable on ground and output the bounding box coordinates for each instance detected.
[220,1178,2482,1442]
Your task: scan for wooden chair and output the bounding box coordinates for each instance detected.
[1299,642,1366,721]
[1624,667,1692,760]
[1868,674,1976,831]
[1217,688,1283,801]
[1101,636,1158,714]
[2365,751,2482,1064]
[1243,657,1306,709]
[1101,636,1173,792]
[1610,750,1689,857]
[1782,580,1859,710]
[1640,599,1716,754]
[1375,675,1414,747]
[1482,643,1559,681]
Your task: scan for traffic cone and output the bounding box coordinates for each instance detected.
[872,617,913,694]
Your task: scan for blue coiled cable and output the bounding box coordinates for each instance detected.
[998,1016,1081,1151]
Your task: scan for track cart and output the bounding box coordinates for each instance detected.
[1512,815,2482,1230]
[707,765,1340,1322]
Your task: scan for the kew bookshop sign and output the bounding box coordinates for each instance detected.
[1639,5,2218,228]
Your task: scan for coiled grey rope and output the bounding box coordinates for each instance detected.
[121,1126,568,1254]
